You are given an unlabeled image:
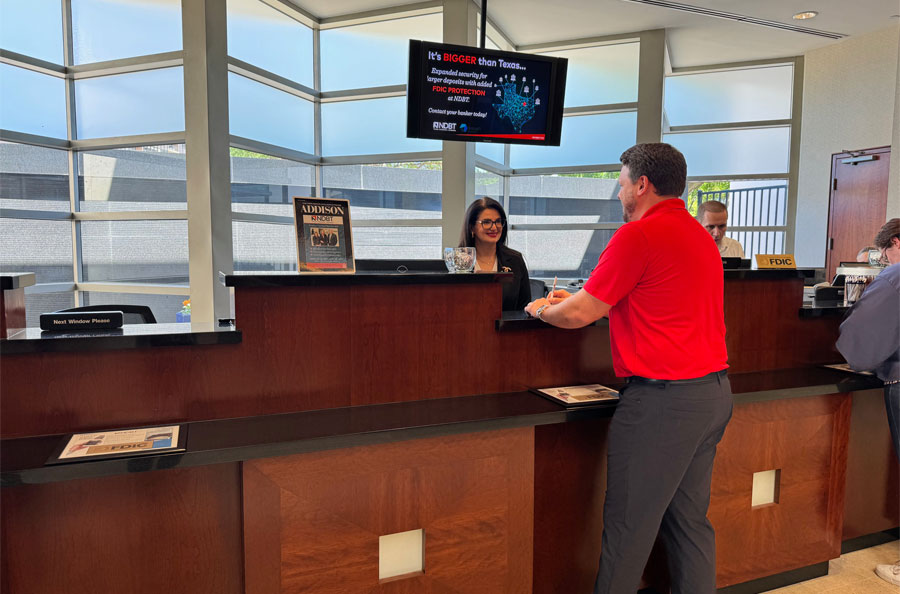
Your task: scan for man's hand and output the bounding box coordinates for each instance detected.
[548,289,572,304]
[525,297,550,318]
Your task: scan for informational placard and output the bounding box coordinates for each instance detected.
[531,384,619,407]
[755,254,796,269]
[293,197,355,274]
[407,40,567,145]
[48,425,185,464]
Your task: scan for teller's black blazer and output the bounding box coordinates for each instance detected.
[496,246,532,311]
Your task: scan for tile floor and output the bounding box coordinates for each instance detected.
[765,541,900,593]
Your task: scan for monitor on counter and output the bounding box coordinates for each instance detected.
[407,40,568,146]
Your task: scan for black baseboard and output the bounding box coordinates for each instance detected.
[842,528,900,554]
[715,562,828,594]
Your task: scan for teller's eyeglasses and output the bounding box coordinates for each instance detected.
[476,219,505,229]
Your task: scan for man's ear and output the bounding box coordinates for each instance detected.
[636,175,652,197]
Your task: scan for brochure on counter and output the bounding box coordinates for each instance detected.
[531,384,619,407]
[821,363,875,376]
[47,425,186,465]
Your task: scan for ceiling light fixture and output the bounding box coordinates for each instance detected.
[792,11,818,20]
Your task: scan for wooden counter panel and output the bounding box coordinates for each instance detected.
[533,419,609,594]
[724,278,842,373]
[0,287,25,339]
[843,389,900,539]
[243,427,534,594]
[710,393,851,587]
[0,464,243,594]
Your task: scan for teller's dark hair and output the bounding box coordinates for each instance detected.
[619,142,687,198]
[459,197,509,248]
[874,218,900,250]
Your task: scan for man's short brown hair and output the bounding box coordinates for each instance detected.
[619,143,687,197]
[874,218,900,249]
[696,200,728,221]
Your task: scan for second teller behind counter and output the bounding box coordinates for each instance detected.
[459,197,531,311]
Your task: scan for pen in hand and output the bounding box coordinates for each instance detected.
[549,276,557,303]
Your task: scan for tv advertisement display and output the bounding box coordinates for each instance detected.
[407,40,567,146]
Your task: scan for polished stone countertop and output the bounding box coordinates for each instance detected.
[0,273,36,290]
[222,270,512,287]
[0,322,242,355]
[0,366,881,487]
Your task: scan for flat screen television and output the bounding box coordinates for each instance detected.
[407,40,568,146]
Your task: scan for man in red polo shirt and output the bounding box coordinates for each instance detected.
[526,143,732,594]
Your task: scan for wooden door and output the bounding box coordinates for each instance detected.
[825,146,891,281]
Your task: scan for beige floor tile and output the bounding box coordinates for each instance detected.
[760,540,900,593]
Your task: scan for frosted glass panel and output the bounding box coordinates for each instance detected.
[227,0,313,86]
[231,149,315,209]
[321,97,439,156]
[75,67,185,138]
[665,66,793,126]
[476,141,505,163]
[664,127,790,176]
[0,64,67,138]
[510,112,636,169]
[229,73,314,154]
[541,42,639,107]
[476,167,502,201]
[0,0,64,63]
[320,14,442,90]
[72,0,182,64]
[322,162,442,217]
[233,221,297,272]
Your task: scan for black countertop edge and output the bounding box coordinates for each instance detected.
[724,269,815,280]
[798,304,848,318]
[222,271,513,287]
[496,311,609,331]
[0,323,241,355]
[1,392,615,486]
[0,273,36,290]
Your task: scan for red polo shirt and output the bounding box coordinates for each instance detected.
[583,198,728,379]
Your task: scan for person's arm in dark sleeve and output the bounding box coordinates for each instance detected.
[837,275,900,372]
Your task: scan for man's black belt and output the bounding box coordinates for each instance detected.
[626,369,728,386]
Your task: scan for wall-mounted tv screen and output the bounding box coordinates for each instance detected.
[407,40,568,146]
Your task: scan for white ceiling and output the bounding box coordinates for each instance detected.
[291,0,900,67]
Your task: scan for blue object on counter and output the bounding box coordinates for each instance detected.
[176,311,191,323]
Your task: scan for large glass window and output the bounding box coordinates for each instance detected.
[0,64,67,138]
[321,97,440,156]
[81,220,188,283]
[0,219,74,283]
[228,73,315,154]
[74,67,185,138]
[72,0,182,64]
[665,66,793,126]
[81,291,187,323]
[227,0,314,87]
[540,42,640,108]
[353,226,442,259]
[510,112,636,169]
[508,173,621,278]
[664,127,791,177]
[476,168,502,202]
[0,0,64,63]
[320,14,442,91]
[231,148,314,217]
[78,145,187,211]
[0,142,70,212]
[322,162,442,221]
[232,221,297,272]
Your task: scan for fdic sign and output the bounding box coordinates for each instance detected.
[755,254,796,269]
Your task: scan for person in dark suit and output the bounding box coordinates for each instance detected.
[328,230,338,246]
[459,197,531,311]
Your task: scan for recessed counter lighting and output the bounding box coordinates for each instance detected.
[793,11,818,20]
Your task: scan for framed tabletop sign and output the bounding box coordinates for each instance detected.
[47,425,186,465]
[293,197,355,274]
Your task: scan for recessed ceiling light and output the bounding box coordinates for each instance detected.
[793,11,818,20]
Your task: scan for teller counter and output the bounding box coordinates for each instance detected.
[0,269,895,594]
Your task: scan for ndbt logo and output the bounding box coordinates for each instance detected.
[433,121,457,132]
